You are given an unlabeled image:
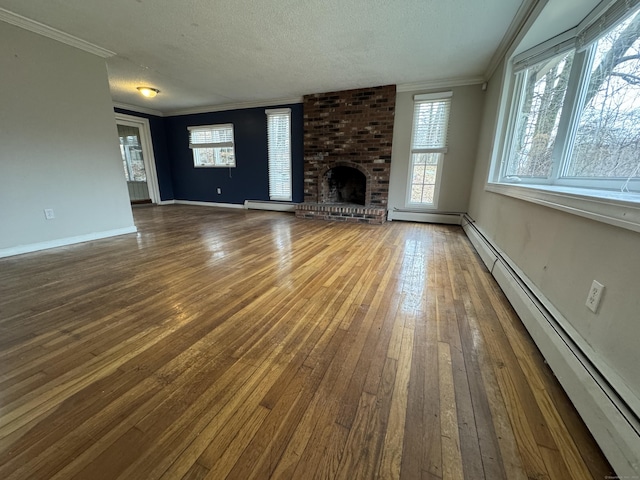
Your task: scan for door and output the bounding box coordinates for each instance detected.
[115,113,160,204]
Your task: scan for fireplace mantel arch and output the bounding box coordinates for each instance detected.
[319,162,370,206]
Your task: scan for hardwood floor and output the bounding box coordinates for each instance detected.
[0,205,614,479]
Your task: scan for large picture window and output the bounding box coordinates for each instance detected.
[496,2,640,197]
[407,92,452,207]
[565,14,640,181]
[188,124,236,168]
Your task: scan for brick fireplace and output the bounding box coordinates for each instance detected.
[295,84,396,224]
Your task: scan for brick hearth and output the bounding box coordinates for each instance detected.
[296,203,387,225]
[296,84,396,224]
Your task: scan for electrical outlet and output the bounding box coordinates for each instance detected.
[44,208,55,220]
[217,188,221,194]
[586,280,605,313]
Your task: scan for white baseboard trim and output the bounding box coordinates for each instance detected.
[462,217,640,477]
[244,200,297,212]
[0,226,138,258]
[173,200,244,209]
[387,210,462,224]
[157,200,176,205]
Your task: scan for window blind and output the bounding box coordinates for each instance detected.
[266,108,292,201]
[187,124,234,149]
[577,0,640,51]
[411,93,452,153]
[117,124,140,139]
[511,0,640,71]
[512,35,576,73]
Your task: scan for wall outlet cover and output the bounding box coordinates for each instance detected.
[586,280,605,313]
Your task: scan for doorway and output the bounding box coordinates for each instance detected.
[115,113,160,205]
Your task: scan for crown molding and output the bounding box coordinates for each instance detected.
[396,76,485,93]
[165,96,303,117]
[484,0,547,79]
[0,8,115,58]
[113,102,165,117]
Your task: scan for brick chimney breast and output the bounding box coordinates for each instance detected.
[297,84,396,224]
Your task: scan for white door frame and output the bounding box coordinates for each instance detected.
[115,112,161,204]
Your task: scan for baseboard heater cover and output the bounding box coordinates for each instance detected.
[388,209,463,224]
[244,200,297,212]
[462,215,640,477]
[173,200,244,209]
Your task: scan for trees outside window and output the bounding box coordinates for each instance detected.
[188,124,236,168]
[566,13,640,180]
[407,92,452,207]
[506,51,574,179]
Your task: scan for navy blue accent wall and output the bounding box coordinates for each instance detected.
[114,103,303,205]
[114,108,174,201]
[165,103,304,204]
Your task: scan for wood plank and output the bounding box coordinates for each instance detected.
[420,283,443,479]
[335,245,403,428]
[448,236,507,480]
[268,328,348,479]
[440,236,484,480]
[459,274,529,480]
[354,356,397,479]
[379,327,414,480]
[181,461,210,480]
[438,341,464,480]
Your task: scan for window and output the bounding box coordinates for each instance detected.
[118,124,146,182]
[495,2,640,198]
[266,108,292,201]
[504,50,575,180]
[407,92,452,207]
[566,16,640,182]
[188,124,235,167]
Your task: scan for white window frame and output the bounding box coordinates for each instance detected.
[114,113,161,204]
[406,91,452,209]
[188,123,236,168]
[266,108,292,201]
[488,0,640,233]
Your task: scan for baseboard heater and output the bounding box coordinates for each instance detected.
[388,208,464,224]
[461,214,640,477]
[244,200,297,212]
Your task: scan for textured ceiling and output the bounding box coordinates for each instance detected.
[516,0,601,54]
[0,0,525,114]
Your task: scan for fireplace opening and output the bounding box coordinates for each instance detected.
[323,166,366,205]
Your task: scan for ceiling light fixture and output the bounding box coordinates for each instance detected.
[137,86,159,98]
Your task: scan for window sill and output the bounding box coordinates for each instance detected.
[194,165,236,168]
[485,183,640,233]
[402,205,438,211]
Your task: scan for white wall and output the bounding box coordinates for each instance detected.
[0,22,135,255]
[468,58,640,473]
[388,84,485,215]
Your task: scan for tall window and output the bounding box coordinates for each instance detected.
[496,2,640,196]
[266,108,292,201]
[188,124,235,167]
[408,92,452,207]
